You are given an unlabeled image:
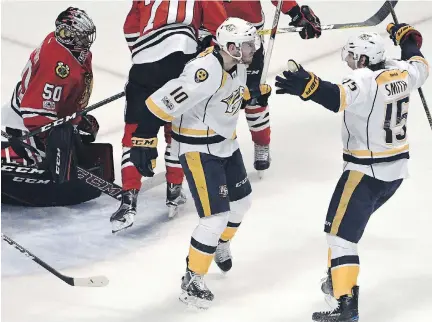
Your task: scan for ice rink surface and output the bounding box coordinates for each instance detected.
[1,1,432,321]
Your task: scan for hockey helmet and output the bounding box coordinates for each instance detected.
[55,7,96,50]
[341,32,385,68]
[216,17,260,61]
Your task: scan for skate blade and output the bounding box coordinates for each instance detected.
[168,205,179,219]
[111,215,134,234]
[179,291,212,310]
[167,202,185,219]
[257,170,265,179]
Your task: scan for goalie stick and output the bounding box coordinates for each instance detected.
[14,91,125,142]
[386,3,432,130]
[258,1,399,36]
[1,130,165,201]
[1,233,109,287]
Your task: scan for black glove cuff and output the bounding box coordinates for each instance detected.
[287,4,301,19]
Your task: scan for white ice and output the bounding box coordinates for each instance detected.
[1,1,432,322]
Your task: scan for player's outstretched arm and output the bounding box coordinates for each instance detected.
[275,60,354,113]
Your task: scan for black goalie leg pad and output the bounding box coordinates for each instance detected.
[45,123,78,184]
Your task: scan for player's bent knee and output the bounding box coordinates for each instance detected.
[326,234,358,258]
[193,211,230,242]
[229,195,252,222]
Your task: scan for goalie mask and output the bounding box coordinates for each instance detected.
[341,32,385,69]
[55,7,96,52]
[216,17,260,64]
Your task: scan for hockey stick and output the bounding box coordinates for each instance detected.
[260,0,283,82]
[14,91,125,142]
[1,130,165,200]
[387,3,432,130]
[1,233,109,287]
[258,1,399,36]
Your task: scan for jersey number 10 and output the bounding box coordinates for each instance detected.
[384,96,409,145]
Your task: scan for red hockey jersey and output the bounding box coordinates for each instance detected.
[224,0,297,29]
[5,32,93,132]
[124,0,227,64]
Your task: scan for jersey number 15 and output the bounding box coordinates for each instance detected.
[384,96,409,145]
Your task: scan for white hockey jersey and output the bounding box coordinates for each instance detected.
[145,46,248,158]
[338,56,429,181]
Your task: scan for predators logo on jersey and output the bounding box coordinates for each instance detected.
[222,86,245,115]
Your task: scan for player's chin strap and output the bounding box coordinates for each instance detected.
[258,1,399,36]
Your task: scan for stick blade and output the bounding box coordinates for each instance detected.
[72,275,109,287]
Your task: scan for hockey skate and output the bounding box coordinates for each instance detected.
[253,143,270,179]
[110,189,138,233]
[166,183,187,218]
[214,240,232,273]
[179,269,214,309]
[312,286,359,322]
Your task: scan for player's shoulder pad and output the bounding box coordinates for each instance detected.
[186,47,223,86]
[344,68,374,86]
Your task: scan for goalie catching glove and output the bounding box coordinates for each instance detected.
[387,23,423,49]
[130,135,158,177]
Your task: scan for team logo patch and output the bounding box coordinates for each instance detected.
[222,86,245,115]
[195,68,208,83]
[219,184,228,198]
[55,61,70,79]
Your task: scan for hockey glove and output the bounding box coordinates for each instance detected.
[197,27,214,53]
[77,114,99,144]
[288,5,321,39]
[387,23,423,49]
[44,122,78,184]
[275,60,320,100]
[243,84,272,107]
[130,135,158,177]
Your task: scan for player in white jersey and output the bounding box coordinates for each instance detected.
[275,23,428,322]
[132,17,270,309]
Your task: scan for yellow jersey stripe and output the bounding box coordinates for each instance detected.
[145,97,174,122]
[344,144,409,158]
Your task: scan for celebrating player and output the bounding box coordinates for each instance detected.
[135,17,270,308]
[112,0,228,232]
[275,23,428,321]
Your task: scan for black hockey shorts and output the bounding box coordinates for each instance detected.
[125,51,196,125]
[1,143,114,207]
[324,170,403,243]
[179,149,252,218]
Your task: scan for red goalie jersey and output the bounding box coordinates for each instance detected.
[123,0,227,64]
[4,32,93,132]
[224,0,298,29]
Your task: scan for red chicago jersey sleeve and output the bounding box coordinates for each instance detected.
[18,32,93,131]
[224,0,297,27]
[124,0,227,60]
